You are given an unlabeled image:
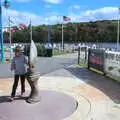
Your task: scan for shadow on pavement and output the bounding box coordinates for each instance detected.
[0,96,27,103]
[0,96,11,103]
[65,67,120,104]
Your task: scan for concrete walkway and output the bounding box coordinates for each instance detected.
[0,67,120,120]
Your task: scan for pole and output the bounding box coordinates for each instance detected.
[8,16,12,60]
[30,20,32,41]
[76,24,78,42]
[117,7,120,51]
[78,46,80,64]
[0,0,4,63]
[48,25,50,43]
[62,23,64,51]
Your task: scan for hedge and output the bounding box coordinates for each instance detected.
[24,44,52,57]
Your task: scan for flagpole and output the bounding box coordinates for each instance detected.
[62,22,64,51]
[117,7,120,51]
[8,16,12,60]
[30,20,32,41]
[61,16,71,51]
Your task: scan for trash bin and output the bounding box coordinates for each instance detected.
[45,43,53,57]
[46,48,53,57]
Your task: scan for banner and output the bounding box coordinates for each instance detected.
[105,51,120,78]
[88,49,105,71]
[5,50,10,61]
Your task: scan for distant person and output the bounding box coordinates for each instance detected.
[81,43,85,47]
[92,44,96,49]
[78,43,81,47]
[45,42,52,49]
[10,46,28,101]
[53,43,56,49]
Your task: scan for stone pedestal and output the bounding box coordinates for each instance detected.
[26,65,41,104]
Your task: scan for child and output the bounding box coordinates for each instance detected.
[10,46,28,101]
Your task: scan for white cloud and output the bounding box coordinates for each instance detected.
[2,8,45,26]
[2,8,59,26]
[42,0,63,4]
[2,6,120,27]
[68,5,87,13]
[69,7,119,22]
[72,5,81,10]
[68,5,83,14]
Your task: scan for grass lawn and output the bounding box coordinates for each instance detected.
[79,61,88,68]
[53,49,74,56]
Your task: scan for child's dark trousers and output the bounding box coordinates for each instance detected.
[11,74,26,97]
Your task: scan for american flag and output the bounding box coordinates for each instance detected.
[19,23,28,29]
[63,16,71,21]
[11,26,19,32]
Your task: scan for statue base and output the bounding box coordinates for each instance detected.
[26,71,41,104]
[26,97,41,104]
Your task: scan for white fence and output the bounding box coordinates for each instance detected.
[105,51,120,79]
[79,48,120,82]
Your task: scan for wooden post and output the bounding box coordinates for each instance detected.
[85,47,87,62]
[88,48,90,69]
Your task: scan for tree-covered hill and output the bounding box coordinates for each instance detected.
[3,20,118,43]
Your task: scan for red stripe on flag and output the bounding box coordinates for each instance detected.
[11,26,19,32]
[19,23,27,29]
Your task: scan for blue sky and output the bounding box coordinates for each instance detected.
[2,0,120,26]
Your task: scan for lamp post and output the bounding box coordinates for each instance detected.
[0,0,4,63]
[0,0,10,63]
[29,19,32,41]
[57,15,64,51]
[61,22,64,51]
[117,7,120,51]
[45,17,52,43]
[48,25,52,43]
[8,16,12,60]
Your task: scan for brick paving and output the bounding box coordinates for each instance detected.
[73,76,120,102]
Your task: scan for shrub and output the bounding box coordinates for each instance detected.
[23,45,30,56]
[23,44,47,57]
[37,45,47,57]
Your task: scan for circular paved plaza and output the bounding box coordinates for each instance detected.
[0,90,78,120]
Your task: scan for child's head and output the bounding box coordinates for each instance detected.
[15,46,22,56]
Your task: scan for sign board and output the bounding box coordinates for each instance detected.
[88,49,105,72]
